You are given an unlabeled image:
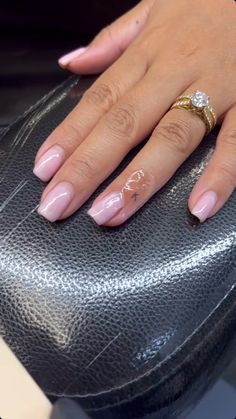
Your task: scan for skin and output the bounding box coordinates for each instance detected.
[33,0,236,226]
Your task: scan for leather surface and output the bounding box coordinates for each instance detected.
[51,399,90,419]
[0,75,235,419]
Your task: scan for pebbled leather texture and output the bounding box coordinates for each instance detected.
[0,75,235,419]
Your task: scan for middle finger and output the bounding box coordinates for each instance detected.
[37,63,192,222]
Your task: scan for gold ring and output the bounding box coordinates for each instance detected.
[170,90,217,135]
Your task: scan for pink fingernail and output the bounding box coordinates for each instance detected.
[191,190,218,222]
[37,181,75,222]
[33,145,65,182]
[87,192,124,225]
[58,47,87,66]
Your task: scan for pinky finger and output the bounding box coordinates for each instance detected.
[189,105,236,223]
[58,0,154,73]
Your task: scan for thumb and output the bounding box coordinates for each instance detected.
[58,0,155,74]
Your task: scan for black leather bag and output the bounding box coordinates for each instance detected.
[0,75,235,419]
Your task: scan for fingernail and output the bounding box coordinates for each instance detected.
[191,190,218,222]
[33,145,65,182]
[38,181,75,222]
[87,192,124,225]
[58,47,87,66]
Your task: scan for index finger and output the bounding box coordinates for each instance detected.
[33,46,148,181]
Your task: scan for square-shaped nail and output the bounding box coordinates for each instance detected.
[87,191,124,225]
[58,47,87,66]
[191,190,217,222]
[33,145,65,182]
[37,181,75,222]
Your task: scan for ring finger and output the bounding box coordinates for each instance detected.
[87,80,232,227]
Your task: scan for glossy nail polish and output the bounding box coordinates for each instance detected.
[58,47,87,66]
[33,145,65,182]
[191,190,217,222]
[87,192,124,225]
[38,182,75,222]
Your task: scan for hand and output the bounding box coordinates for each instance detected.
[33,0,236,226]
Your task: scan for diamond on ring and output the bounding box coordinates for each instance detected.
[170,90,217,136]
[190,91,209,109]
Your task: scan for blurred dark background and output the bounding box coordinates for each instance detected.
[0,0,139,125]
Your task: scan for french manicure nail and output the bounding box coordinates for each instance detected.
[37,181,75,222]
[33,145,65,182]
[58,47,87,66]
[191,190,217,222]
[87,192,124,225]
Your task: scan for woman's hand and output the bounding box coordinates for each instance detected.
[33,0,236,226]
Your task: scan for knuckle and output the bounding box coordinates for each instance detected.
[221,129,236,146]
[99,24,123,55]
[154,119,191,155]
[58,119,82,143]
[83,82,117,110]
[70,150,98,182]
[105,103,139,142]
[218,163,236,187]
[99,25,114,43]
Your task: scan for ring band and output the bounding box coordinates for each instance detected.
[170,90,217,135]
